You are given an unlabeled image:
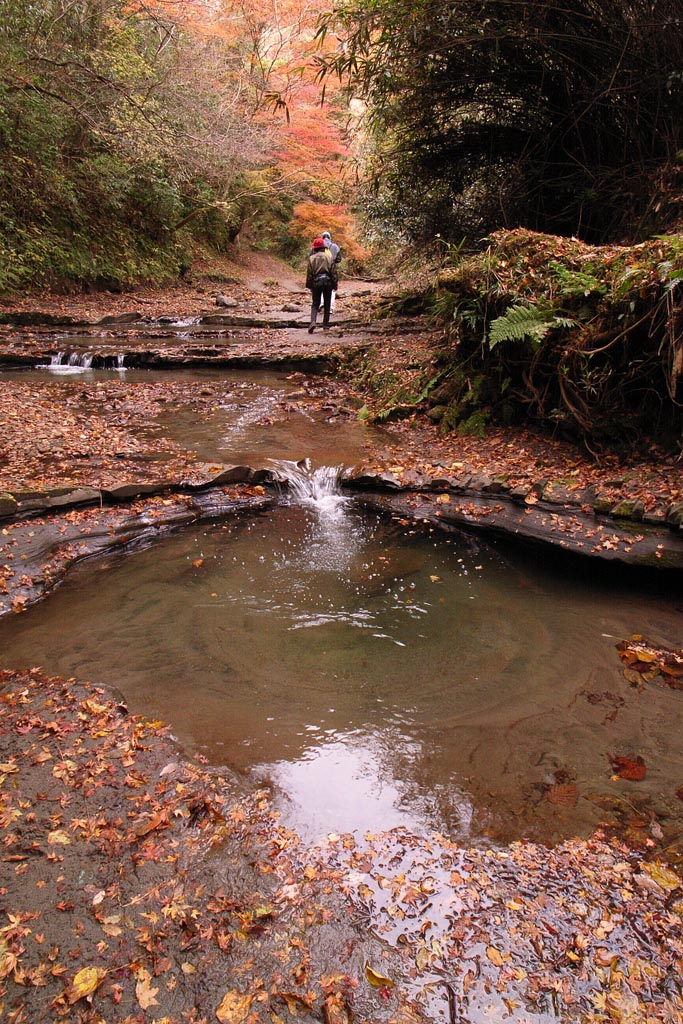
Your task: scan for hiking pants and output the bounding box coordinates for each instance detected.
[311,284,333,327]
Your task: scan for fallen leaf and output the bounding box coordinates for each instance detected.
[216,989,255,1022]
[365,962,394,988]
[641,862,681,892]
[67,966,106,1004]
[487,945,504,966]
[135,968,159,1009]
[546,782,578,806]
[609,754,646,781]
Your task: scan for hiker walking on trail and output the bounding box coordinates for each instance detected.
[320,230,341,314]
[306,237,337,333]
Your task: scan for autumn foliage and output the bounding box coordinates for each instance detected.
[290,202,370,268]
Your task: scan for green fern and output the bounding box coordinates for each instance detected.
[489,305,554,349]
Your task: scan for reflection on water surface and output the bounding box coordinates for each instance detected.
[1,492,681,846]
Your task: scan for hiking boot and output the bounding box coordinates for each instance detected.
[307,324,315,334]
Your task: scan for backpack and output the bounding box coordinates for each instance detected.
[313,270,332,287]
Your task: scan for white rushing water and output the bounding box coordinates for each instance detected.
[38,351,126,371]
[268,458,359,573]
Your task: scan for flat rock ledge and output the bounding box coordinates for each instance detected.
[0,464,277,517]
[2,465,682,582]
[0,485,276,617]
[344,470,683,571]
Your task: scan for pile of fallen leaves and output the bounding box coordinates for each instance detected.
[617,637,683,690]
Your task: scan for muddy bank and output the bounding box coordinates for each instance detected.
[2,666,683,1024]
[0,667,422,1024]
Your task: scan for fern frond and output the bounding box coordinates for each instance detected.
[489,305,553,349]
[554,316,580,329]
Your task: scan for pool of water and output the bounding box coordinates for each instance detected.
[0,485,680,846]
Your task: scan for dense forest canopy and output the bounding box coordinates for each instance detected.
[317,0,683,245]
[0,0,351,290]
[2,0,683,290]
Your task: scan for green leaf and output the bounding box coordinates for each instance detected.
[488,305,553,349]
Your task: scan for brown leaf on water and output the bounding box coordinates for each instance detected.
[616,638,683,687]
[486,945,504,966]
[641,861,681,891]
[546,782,578,806]
[609,754,646,781]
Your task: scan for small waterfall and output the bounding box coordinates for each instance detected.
[269,458,357,572]
[67,351,92,367]
[42,351,92,372]
[40,351,125,371]
[269,458,346,511]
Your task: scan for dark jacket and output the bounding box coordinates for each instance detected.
[306,249,338,290]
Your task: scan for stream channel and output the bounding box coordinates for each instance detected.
[1,366,682,847]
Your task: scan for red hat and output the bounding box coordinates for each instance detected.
[312,237,325,249]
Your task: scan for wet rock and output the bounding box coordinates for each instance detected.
[282,303,302,312]
[0,311,83,326]
[102,481,170,501]
[427,475,458,490]
[215,294,238,308]
[469,472,494,490]
[666,501,683,526]
[611,498,645,520]
[542,481,581,505]
[451,474,473,491]
[97,312,142,325]
[427,404,446,422]
[482,476,510,494]
[527,478,549,498]
[345,470,403,490]
[42,487,101,509]
[400,469,427,488]
[186,463,257,487]
[0,492,18,518]
[592,495,614,514]
[199,314,232,325]
[509,484,531,503]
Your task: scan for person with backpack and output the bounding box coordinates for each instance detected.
[306,237,338,333]
[320,231,341,314]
